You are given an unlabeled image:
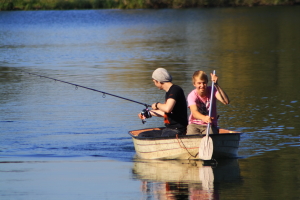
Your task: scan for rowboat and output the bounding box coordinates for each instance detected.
[128,127,242,160]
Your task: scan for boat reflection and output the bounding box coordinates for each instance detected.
[132,159,241,199]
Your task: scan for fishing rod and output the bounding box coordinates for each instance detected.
[22,71,152,123]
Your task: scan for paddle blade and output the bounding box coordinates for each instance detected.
[199,136,213,160]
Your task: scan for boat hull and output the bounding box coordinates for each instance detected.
[129,127,241,160]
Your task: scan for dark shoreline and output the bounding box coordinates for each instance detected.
[1,0,300,11]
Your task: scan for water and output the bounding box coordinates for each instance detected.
[1,6,300,199]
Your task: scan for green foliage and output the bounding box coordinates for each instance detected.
[54,0,73,9]
[91,0,107,8]
[118,0,146,9]
[0,0,299,10]
[0,1,14,10]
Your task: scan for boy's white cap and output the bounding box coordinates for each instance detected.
[152,68,172,82]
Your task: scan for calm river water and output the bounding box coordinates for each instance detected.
[1,6,300,199]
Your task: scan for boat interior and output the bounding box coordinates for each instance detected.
[129,127,240,137]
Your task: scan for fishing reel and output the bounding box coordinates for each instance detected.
[140,108,152,124]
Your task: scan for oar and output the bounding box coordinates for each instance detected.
[198,70,215,160]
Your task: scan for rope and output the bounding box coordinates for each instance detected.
[176,134,198,158]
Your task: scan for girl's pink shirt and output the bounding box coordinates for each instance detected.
[187,86,218,126]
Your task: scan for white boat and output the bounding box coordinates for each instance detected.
[128,127,242,160]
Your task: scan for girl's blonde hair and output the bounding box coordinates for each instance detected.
[192,70,208,84]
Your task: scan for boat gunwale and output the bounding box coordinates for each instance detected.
[128,127,242,141]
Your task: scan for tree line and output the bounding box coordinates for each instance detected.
[1,0,299,10]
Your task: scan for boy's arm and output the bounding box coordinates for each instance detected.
[189,104,213,124]
[214,83,230,105]
[151,98,176,114]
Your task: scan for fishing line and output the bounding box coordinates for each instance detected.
[22,71,151,108]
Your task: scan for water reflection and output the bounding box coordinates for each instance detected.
[132,159,241,199]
